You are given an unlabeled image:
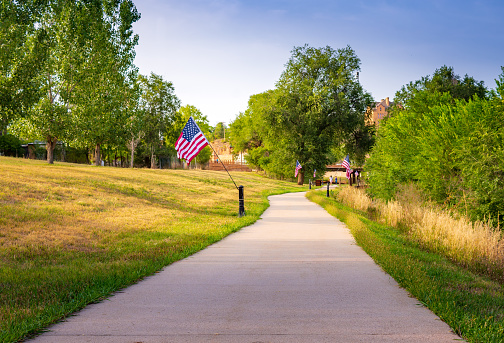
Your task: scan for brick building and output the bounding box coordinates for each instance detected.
[369,97,394,127]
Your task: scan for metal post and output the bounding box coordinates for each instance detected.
[326,181,330,197]
[239,185,245,217]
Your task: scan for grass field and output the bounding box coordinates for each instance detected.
[0,157,303,342]
[307,188,504,343]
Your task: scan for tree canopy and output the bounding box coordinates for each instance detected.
[1,1,227,168]
[0,0,47,135]
[6,0,141,164]
[365,66,504,225]
[228,45,374,184]
[136,73,180,168]
[394,65,487,108]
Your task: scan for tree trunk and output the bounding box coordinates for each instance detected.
[95,143,101,166]
[297,171,304,185]
[130,139,135,168]
[150,146,156,169]
[129,137,142,168]
[46,136,58,164]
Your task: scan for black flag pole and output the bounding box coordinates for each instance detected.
[207,142,238,190]
[207,142,245,217]
[176,116,244,216]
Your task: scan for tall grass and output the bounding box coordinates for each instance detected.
[307,190,504,342]
[336,185,504,280]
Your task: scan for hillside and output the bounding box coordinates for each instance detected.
[0,157,302,342]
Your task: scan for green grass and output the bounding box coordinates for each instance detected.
[0,157,304,342]
[307,189,504,343]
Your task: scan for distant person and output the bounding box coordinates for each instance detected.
[329,175,333,184]
[335,176,338,185]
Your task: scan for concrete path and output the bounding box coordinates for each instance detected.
[30,192,462,343]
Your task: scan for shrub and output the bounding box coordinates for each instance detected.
[0,134,24,157]
[337,185,504,280]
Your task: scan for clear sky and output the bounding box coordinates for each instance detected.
[132,0,504,126]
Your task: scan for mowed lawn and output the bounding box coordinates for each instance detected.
[0,157,303,342]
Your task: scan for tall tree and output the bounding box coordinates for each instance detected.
[9,0,141,164]
[137,73,180,168]
[124,82,143,168]
[26,0,90,163]
[71,0,140,166]
[0,0,47,135]
[269,45,373,184]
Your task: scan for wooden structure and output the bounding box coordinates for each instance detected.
[324,163,363,186]
[208,161,252,172]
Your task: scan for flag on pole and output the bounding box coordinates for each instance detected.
[295,160,302,177]
[342,154,352,180]
[342,155,350,170]
[313,169,316,178]
[175,117,209,164]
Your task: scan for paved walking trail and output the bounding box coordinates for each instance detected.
[31,192,462,343]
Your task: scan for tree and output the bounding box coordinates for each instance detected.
[268,45,373,184]
[175,105,211,135]
[25,0,90,164]
[365,67,504,224]
[228,91,271,152]
[70,0,140,166]
[137,73,180,168]
[395,65,487,109]
[0,0,47,135]
[8,0,140,164]
[213,122,226,140]
[124,82,143,168]
[227,90,275,171]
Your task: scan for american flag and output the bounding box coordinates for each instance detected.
[175,117,209,164]
[295,160,302,177]
[342,154,352,179]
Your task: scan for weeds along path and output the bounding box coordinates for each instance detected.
[309,188,504,342]
[29,192,460,343]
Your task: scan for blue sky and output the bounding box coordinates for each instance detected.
[132,0,504,125]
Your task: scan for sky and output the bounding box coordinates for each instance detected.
[132,0,504,126]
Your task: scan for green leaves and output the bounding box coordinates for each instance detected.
[228,45,373,183]
[367,67,504,224]
[135,73,180,167]
[0,0,47,133]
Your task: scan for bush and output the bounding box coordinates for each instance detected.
[336,185,504,280]
[367,94,504,225]
[0,134,24,157]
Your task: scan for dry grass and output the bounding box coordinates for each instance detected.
[308,189,504,342]
[0,158,283,254]
[0,156,303,342]
[336,185,504,279]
